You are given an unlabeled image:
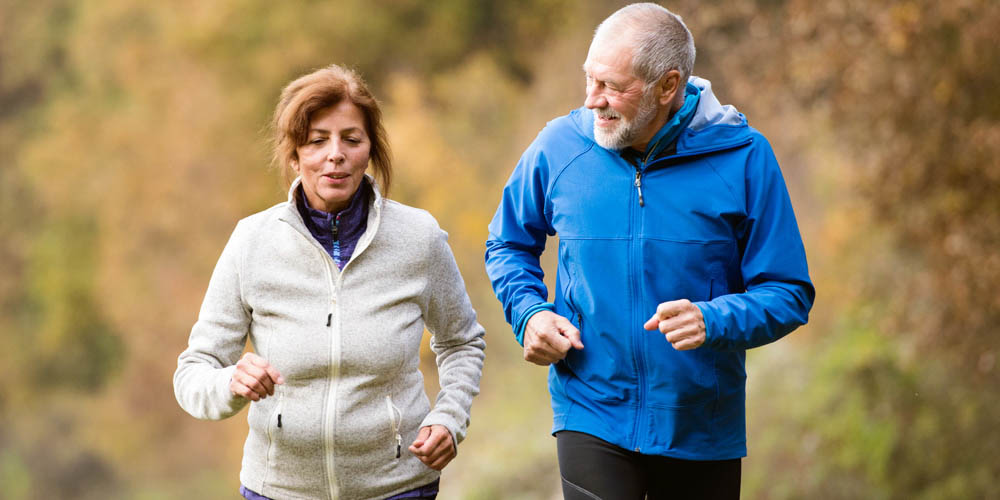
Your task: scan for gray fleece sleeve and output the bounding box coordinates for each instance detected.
[419,225,486,447]
[173,221,251,420]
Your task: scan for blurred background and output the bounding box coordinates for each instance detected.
[1,0,998,498]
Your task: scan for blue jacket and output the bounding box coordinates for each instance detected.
[485,77,814,459]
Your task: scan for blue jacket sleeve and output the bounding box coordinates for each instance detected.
[485,142,556,346]
[695,137,815,350]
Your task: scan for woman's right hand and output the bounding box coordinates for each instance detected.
[230,352,285,401]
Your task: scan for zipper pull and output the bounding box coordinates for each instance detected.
[634,171,645,207]
[396,434,402,458]
[326,313,332,327]
[331,215,340,241]
[277,413,282,428]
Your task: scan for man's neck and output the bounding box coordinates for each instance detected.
[631,102,680,152]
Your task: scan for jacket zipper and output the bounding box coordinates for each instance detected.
[281,185,382,500]
[619,135,753,451]
[630,165,647,452]
[316,203,378,499]
[331,214,342,268]
[633,167,645,207]
[317,250,340,499]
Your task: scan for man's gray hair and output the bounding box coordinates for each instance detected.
[594,3,696,86]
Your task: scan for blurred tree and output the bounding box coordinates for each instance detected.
[2,0,997,498]
[680,0,1000,498]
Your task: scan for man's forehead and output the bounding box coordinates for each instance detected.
[586,37,633,65]
[584,46,636,81]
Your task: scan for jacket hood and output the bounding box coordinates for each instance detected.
[572,75,750,156]
[685,76,744,132]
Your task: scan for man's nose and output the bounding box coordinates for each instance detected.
[584,87,606,110]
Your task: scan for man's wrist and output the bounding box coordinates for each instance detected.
[515,302,556,346]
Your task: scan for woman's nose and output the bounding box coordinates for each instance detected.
[327,145,345,163]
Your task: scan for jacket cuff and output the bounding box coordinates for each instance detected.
[218,364,250,414]
[419,413,463,455]
[514,302,555,346]
[694,300,722,350]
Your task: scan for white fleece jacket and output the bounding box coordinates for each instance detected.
[174,178,486,500]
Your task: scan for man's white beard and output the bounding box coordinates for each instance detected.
[593,87,659,150]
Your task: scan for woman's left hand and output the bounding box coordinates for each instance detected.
[408,424,455,470]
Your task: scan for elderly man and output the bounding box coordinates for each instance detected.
[485,3,814,499]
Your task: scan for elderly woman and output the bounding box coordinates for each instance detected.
[174,64,486,500]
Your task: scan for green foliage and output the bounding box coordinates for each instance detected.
[748,311,1000,500]
[24,216,124,391]
[0,448,31,500]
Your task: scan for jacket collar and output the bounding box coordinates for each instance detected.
[279,174,384,268]
[638,81,701,162]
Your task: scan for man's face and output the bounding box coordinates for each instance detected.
[583,39,660,151]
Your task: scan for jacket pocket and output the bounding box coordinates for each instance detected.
[261,390,283,490]
[385,395,402,459]
[560,255,584,331]
[708,262,727,300]
[266,389,285,439]
[565,278,583,331]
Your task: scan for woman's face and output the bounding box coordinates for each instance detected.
[293,100,371,213]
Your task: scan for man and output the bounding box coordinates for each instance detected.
[485,3,815,499]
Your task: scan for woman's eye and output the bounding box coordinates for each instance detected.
[309,137,326,145]
[345,137,361,144]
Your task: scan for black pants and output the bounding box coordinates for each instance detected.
[556,431,741,500]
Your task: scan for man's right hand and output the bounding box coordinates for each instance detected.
[523,310,584,365]
[230,352,284,401]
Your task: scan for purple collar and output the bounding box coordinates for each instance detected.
[295,179,371,269]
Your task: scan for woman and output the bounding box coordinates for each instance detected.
[174,64,486,500]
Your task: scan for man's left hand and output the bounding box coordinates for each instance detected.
[643,299,706,350]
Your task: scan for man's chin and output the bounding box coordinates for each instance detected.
[594,128,628,150]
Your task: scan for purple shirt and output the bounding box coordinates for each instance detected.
[295,179,371,269]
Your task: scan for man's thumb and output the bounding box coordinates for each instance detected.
[564,325,584,350]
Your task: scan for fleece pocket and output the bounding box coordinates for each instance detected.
[385,395,402,459]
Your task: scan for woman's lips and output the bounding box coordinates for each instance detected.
[321,173,350,183]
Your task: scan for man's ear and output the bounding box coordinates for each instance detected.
[658,69,683,107]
